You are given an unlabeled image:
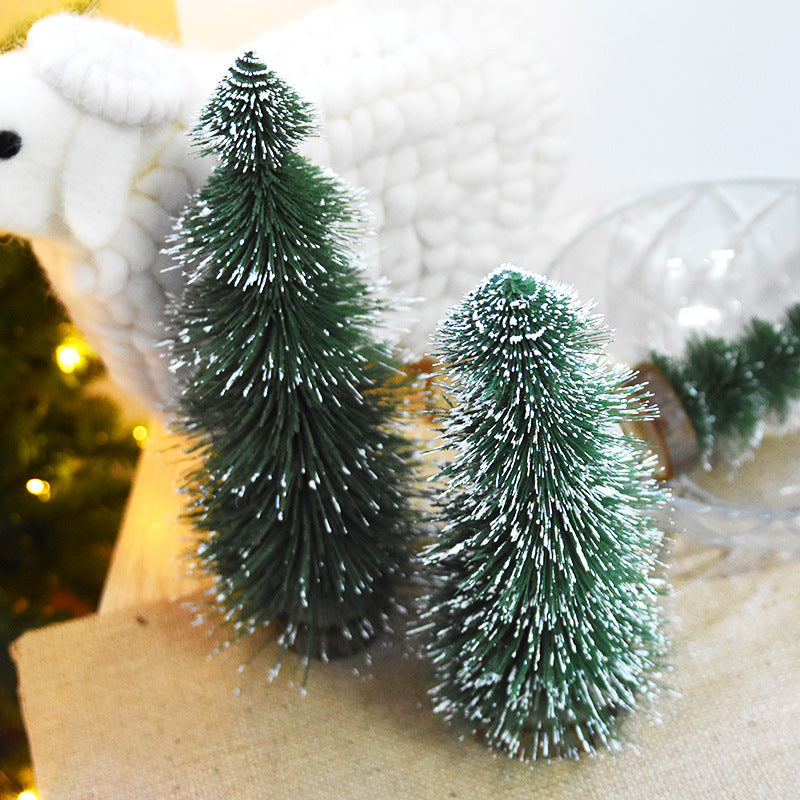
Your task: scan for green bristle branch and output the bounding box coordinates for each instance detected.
[651,302,800,465]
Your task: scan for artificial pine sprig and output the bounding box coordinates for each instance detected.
[418,267,668,760]
[650,302,800,466]
[167,52,415,666]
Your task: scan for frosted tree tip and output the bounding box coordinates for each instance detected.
[195,49,317,169]
[483,265,545,296]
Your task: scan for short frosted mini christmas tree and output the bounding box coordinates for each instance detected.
[419,267,667,759]
[167,52,414,665]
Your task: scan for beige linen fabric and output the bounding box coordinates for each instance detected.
[11,537,800,799]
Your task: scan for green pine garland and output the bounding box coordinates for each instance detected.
[650,303,800,465]
[167,52,416,667]
[418,267,667,759]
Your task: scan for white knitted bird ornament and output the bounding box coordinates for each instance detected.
[0,1,566,417]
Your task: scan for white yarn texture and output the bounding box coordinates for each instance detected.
[4,1,566,416]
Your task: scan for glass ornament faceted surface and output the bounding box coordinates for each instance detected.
[547,179,800,552]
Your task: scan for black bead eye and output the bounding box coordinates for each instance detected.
[0,131,22,159]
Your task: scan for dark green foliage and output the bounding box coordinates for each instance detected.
[419,267,667,760]
[651,303,800,464]
[0,238,139,792]
[168,53,415,665]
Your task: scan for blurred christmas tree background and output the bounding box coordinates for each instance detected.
[0,6,147,796]
[0,237,141,797]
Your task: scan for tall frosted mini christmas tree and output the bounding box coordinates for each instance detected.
[167,52,414,665]
[419,267,667,759]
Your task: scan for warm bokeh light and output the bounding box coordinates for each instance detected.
[0,1,180,41]
[18,789,38,800]
[25,478,51,500]
[55,343,83,374]
[54,327,95,375]
[132,425,149,446]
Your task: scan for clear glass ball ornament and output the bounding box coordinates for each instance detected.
[547,179,800,553]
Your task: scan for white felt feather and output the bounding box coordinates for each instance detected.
[26,14,193,127]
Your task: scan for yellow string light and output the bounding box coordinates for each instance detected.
[18,789,38,800]
[25,478,51,501]
[54,326,95,375]
[132,425,149,447]
[55,343,83,374]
